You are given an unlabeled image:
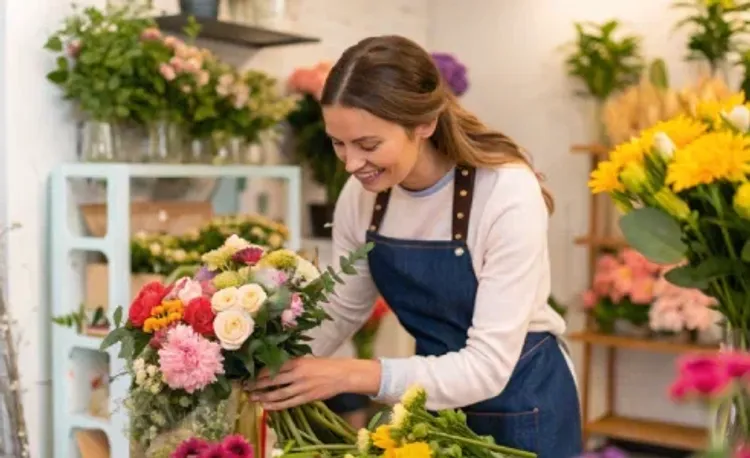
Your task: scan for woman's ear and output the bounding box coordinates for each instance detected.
[414,118,438,139]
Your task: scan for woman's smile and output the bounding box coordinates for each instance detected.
[354,167,385,186]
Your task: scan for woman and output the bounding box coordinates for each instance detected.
[252,35,582,457]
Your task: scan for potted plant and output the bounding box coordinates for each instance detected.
[286,62,348,238]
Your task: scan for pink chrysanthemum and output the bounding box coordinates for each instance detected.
[171,437,210,458]
[158,324,225,393]
[222,435,254,458]
[198,445,226,458]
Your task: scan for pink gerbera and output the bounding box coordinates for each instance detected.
[171,438,210,458]
[222,435,254,458]
[158,325,225,393]
[198,445,226,458]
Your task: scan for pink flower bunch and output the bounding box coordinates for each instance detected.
[158,324,225,393]
[582,248,661,309]
[669,352,750,401]
[171,435,254,458]
[152,35,211,91]
[286,62,332,99]
[649,270,719,333]
[281,293,304,328]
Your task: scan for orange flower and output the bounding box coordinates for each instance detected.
[287,61,332,99]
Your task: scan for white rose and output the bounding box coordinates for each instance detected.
[652,132,675,159]
[294,257,321,286]
[223,234,251,253]
[727,105,750,132]
[211,287,239,312]
[177,278,203,304]
[213,309,254,350]
[237,284,267,315]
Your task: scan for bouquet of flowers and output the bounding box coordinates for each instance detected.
[581,249,661,333]
[100,234,371,456]
[351,297,390,360]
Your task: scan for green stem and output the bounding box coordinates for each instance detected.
[288,444,358,452]
[292,407,322,445]
[313,401,358,436]
[282,409,306,446]
[431,432,537,458]
[307,406,356,442]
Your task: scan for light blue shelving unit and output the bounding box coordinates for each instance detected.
[50,164,302,458]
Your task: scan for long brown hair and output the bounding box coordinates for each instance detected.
[320,35,554,213]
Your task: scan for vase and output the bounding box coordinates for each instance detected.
[144,120,184,163]
[214,137,247,164]
[712,326,750,447]
[178,0,219,18]
[185,137,215,164]
[79,120,122,162]
[251,0,286,29]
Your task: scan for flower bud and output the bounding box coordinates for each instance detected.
[726,105,750,132]
[733,182,750,220]
[653,188,691,220]
[652,132,676,159]
[619,162,650,194]
[411,423,430,439]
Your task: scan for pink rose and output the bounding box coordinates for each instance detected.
[159,63,176,81]
[163,36,182,49]
[169,56,185,73]
[281,309,298,328]
[140,27,162,41]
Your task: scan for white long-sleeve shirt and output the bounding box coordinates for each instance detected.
[308,165,566,410]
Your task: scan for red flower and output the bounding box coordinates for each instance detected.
[129,281,168,327]
[232,246,265,266]
[184,297,216,337]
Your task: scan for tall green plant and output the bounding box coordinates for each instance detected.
[673,0,750,75]
[564,20,644,101]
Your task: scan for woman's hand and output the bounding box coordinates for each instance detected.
[249,357,382,411]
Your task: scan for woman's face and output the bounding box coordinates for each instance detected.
[323,105,430,193]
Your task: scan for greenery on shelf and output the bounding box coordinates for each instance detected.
[564,19,644,101]
[52,304,109,334]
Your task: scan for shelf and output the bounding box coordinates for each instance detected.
[585,414,707,451]
[574,235,628,249]
[571,143,609,157]
[155,15,320,48]
[56,163,301,180]
[568,330,718,354]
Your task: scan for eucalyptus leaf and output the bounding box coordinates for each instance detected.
[100,326,127,351]
[619,207,687,264]
[113,306,123,328]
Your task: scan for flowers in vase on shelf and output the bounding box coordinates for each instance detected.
[99,233,373,455]
[582,248,661,333]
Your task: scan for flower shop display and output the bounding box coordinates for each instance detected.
[351,297,390,360]
[649,271,722,342]
[588,90,750,445]
[430,53,469,97]
[99,234,372,456]
[286,62,347,238]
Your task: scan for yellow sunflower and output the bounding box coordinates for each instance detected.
[695,92,746,129]
[372,425,398,451]
[394,442,432,458]
[666,131,750,192]
[609,137,647,167]
[589,160,625,194]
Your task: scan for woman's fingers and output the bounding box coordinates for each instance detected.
[261,393,310,411]
[252,370,297,390]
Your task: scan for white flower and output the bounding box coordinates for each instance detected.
[146,365,158,377]
[211,287,239,312]
[390,403,408,429]
[237,284,267,315]
[357,428,371,453]
[294,256,321,286]
[213,309,255,350]
[223,234,251,254]
[177,278,203,304]
[652,132,676,159]
[133,358,145,372]
[401,385,426,409]
[727,105,750,132]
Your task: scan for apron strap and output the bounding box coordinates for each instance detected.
[452,166,476,242]
[368,188,392,233]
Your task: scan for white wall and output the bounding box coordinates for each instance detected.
[426,0,708,428]
[0,1,428,456]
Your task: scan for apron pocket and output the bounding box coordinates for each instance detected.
[465,408,539,455]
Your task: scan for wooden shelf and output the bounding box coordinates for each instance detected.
[571,143,609,157]
[155,15,320,48]
[574,235,628,249]
[568,330,718,354]
[585,415,707,451]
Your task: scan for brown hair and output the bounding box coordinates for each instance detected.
[320,35,554,213]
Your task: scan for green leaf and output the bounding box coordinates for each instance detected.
[619,207,687,264]
[100,327,127,351]
[46,70,69,84]
[113,306,123,328]
[326,265,345,284]
[44,36,63,52]
[741,239,750,262]
[118,334,134,359]
[665,257,743,289]
[339,257,357,275]
[256,345,289,375]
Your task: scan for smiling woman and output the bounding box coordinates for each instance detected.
[250,35,580,458]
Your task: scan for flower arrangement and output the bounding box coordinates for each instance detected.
[430,53,469,97]
[100,233,372,455]
[286,62,349,212]
[172,435,254,458]
[351,297,390,360]
[649,271,721,337]
[581,249,661,333]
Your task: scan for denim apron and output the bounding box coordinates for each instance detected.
[365,167,582,458]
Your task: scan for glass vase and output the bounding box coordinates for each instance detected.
[712,326,750,448]
[185,137,216,164]
[144,120,184,163]
[80,120,122,162]
[214,137,247,165]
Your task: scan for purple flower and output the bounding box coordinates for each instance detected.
[431,52,469,97]
[171,438,210,458]
[221,435,254,458]
[194,266,217,282]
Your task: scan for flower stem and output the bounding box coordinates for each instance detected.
[431,431,537,458]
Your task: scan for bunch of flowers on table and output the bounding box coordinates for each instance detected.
[581,248,661,333]
[100,234,371,457]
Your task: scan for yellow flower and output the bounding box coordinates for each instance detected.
[696,93,746,129]
[588,160,624,194]
[372,425,397,450]
[258,249,298,270]
[734,182,750,220]
[401,385,427,410]
[666,131,750,192]
[394,442,432,458]
[212,271,243,289]
[610,138,647,167]
[642,116,707,151]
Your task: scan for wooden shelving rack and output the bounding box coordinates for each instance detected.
[572,143,716,452]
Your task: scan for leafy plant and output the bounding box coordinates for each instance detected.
[673,0,750,74]
[564,20,644,101]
